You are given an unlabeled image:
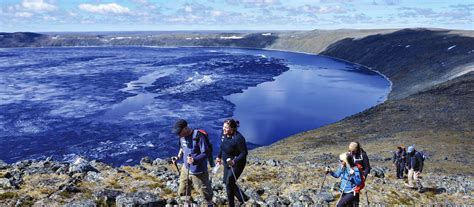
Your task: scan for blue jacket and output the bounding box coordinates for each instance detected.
[330,167,362,193]
[180,129,210,174]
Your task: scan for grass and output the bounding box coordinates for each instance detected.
[0,192,18,200]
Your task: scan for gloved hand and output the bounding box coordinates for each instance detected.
[325,166,331,174]
[226,158,234,167]
[349,168,355,175]
[171,156,178,163]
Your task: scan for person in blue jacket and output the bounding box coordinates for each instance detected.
[326,152,362,207]
[171,119,213,205]
[215,119,249,207]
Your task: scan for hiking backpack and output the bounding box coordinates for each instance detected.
[416,151,426,161]
[354,163,366,193]
[192,129,215,167]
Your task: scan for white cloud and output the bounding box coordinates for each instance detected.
[298,5,347,14]
[211,10,223,17]
[79,3,131,15]
[226,0,281,7]
[21,0,57,12]
[184,6,193,12]
[15,12,34,18]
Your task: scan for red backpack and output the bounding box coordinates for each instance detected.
[354,163,366,193]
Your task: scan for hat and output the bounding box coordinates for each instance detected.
[339,152,350,168]
[172,119,187,135]
[407,145,415,153]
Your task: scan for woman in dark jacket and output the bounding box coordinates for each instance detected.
[216,119,248,206]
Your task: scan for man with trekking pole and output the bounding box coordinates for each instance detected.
[171,119,213,206]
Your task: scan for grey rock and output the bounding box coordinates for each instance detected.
[13,160,32,171]
[69,157,98,174]
[0,178,12,189]
[0,160,10,169]
[84,171,103,183]
[140,157,153,165]
[153,158,168,166]
[311,192,334,203]
[298,195,313,204]
[63,199,97,207]
[33,198,61,207]
[266,159,279,167]
[372,167,385,178]
[115,192,165,207]
[94,189,123,206]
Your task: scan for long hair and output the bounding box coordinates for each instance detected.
[224,119,239,130]
[339,152,356,169]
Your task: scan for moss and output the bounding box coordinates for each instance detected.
[0,192,18,200]
[106,179,121,189]
[147,182,165,189]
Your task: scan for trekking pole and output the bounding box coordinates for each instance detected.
[366,190,370,206]
[227,158,246,205]
[186,154,191,205]
[336,169,352,206]
[171,157,180,176]
[365,174,370,206]
[320,166,329,193]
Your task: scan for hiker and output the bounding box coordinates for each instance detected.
[171,119,213,204]
[348,142,371,178]
[393,145,407,179]
[405,145,424,191]
[215,119,249,207]
[326,152,362,207]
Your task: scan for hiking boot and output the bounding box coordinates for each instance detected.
[404,183,415,189]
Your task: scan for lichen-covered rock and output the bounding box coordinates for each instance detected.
[0,178,12,189]
[69,157,98,174]
[0,160,9,170]
[84,171,103,183]
[63,199,97,207]
[115,192,165,207]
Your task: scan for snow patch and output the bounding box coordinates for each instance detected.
[220,36,243,40]
[447,45,457,51]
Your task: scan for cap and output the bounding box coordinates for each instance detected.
[407,145,415,153]
[172,119,187,135]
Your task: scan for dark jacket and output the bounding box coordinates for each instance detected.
[218,131,248,183]
[180,129,210,174]
[393,149,407,164]
[406,151,424,172]
[352,149,371,178]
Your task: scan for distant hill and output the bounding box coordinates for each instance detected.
[0,32,49,48]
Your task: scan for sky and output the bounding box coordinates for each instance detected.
[0,0,472,32]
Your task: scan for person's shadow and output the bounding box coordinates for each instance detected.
[419,187,446,194]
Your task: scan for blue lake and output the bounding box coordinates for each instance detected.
[0,47,390,165]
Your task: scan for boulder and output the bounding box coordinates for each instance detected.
[69,157,98,174]
[152,158,168,166]
[0,178,12,189]
[84,171,104,183]
[63,199,97,207]
[140,157,153,165]
[94,189,123,206]
[115,192,165,207]
[372,167,385,178]
[0,160,9,170]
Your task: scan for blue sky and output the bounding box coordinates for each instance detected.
[1,0,472,32]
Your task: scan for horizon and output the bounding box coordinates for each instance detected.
[1,0,472,32]
[6,27,473,34]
